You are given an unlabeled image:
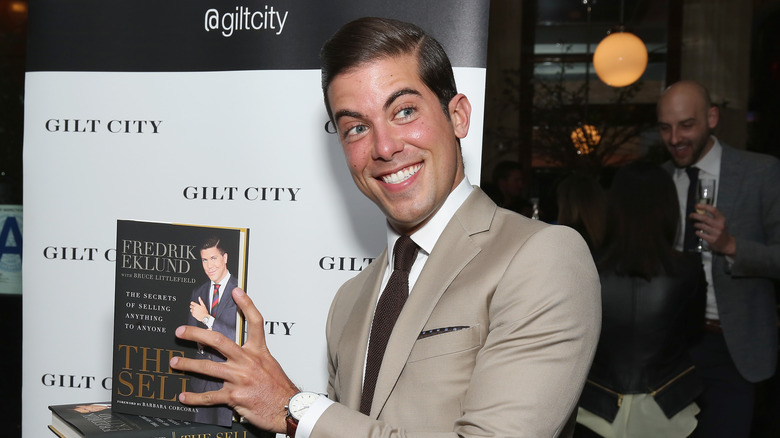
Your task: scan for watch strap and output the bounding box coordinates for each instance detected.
[286,415,298,438]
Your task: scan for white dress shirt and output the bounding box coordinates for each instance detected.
[672,138,722,320]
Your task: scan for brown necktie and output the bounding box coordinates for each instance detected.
[360,235,418,415]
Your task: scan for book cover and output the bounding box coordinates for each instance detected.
[49,402,271,438]
[112,220,249,426]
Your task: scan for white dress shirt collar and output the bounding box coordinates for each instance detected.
[212,271,231,289]
[695,136,722,179]
[385,176,474,260]
[674,136,722,181]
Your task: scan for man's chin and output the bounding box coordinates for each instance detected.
[667,149,693,168]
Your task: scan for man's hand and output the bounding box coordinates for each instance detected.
[189,297,209,323]
[171,287,299,433]
[691,203,737,256]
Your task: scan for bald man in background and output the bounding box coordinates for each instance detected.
[657,80,780,437]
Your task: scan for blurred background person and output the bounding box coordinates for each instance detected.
[489,160,534,217]
[556,173,607,252]
[576,161,707,438]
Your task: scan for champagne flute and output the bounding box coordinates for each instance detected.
[695,177,716,252]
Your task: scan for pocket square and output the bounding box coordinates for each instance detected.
[417,326,469,339]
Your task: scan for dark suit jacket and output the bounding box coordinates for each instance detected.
[664,143,780,382]
[187,274,239,345]
[314,188,602,437]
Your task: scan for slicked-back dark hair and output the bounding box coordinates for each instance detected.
[598,160,681,280]
[200,236,226,255]
[320,17,457,124]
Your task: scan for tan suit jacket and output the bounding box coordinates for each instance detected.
[313,188,601,437]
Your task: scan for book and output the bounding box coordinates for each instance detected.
[49,402,271,437]
[112,220,249,426]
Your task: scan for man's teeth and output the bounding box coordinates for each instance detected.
[382,164,422,184]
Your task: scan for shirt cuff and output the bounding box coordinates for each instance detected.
[295,395,334,438]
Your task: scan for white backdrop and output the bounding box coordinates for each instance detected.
[22,2,489,436]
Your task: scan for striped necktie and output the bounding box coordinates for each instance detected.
[211,283,220,315]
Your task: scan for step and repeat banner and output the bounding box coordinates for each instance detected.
[23,1,488,435]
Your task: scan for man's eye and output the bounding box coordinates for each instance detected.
[345,124,368,137]
[394,107,415,119]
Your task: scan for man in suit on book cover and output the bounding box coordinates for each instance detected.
[171,17,600,437]
[186,236,238,424]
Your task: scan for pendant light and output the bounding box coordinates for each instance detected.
[592,0,648,87]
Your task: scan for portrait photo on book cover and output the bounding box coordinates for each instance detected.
[112,220,248,426]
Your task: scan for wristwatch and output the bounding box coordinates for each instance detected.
[202,315,214,327]
[285,391,320,438]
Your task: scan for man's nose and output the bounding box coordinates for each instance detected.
[372,125,404,160]
[670,128,681,145]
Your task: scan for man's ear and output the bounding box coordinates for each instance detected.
[707,105,719,130]
[448,93,472,139]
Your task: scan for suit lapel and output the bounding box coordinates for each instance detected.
[369,189,494,417]
[717,144,743,220]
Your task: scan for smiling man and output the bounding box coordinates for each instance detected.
[658,80,780,437]
[170,17,600,437]
[327,59,468,235]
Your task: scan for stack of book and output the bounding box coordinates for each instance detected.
[49,402,270,438]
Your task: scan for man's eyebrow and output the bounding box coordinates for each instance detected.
[333,88,423,123]
[384,88,422,111]
[657,117,696,127]
[333,109,363,123]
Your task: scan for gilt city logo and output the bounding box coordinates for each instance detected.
[319,256,374,272]
[45,119,162,134]
[41,373,112,390]
[182,186,300,202]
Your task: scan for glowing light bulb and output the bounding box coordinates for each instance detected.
[593,32,648,87]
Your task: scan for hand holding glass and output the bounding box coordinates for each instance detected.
[695,177,716,252]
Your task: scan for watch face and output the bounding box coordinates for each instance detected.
[289,392,319,421]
